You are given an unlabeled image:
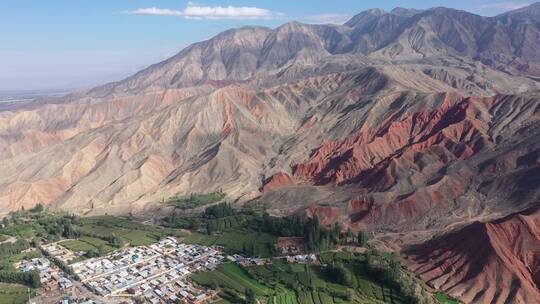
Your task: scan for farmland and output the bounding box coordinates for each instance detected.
[0,211,187,261]
[184,231,276,257]
[436,293,461,304]
[0,284,35,304]
[0,206,440,303]
[166,192,226,209]
[193,263,272,297]
[60,237,115,253]
[193,252,418,304]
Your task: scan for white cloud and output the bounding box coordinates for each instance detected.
[306,14,351,25]
[124,8,184,16]
[123,2,282,20]
[477,2,530,10]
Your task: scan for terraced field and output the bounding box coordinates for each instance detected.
[193,263,272,296]
[194,253,415,304]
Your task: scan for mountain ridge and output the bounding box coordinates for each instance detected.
[0,4,539,303]
[74,3,540,98]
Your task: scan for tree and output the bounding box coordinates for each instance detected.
[30,203,44,213]
[97,244,106,255]
[206,222,216,235]
[28,270,42,288]
[86,249,100,258]
[346,228,353,243]
[357,231,367,247]
[190,219,200,231]
[110,233,122,247]
[245,289,257,304]
[326,263,352,286]
[133,296,148,304]
[62,221,74,238]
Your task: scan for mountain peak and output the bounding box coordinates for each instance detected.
[276,21,309,31]
[390,7,422,17]
[345,8,388,28]
[498,2,540,19]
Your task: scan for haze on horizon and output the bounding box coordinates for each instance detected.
[0,0,531,92]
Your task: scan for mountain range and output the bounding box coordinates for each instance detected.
[1,4,539,303]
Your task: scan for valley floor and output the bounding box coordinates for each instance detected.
[0,208,459,304]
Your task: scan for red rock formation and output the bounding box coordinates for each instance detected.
[405,208,540,304]
[261,172,294,192]
[305,206,342,228]
[290,95,490,187]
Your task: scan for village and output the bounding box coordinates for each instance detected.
[13,235,320,304]
[72,238,224,303]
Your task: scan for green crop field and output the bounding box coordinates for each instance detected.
[76,215,184,246]
[121,230,161,246]
[208,214,254,231]
[184,233,220,246]
[60,239,97,252]
[436,292,461,304]
[60,237,116,253]
[0,212,188,261]
[166,192,225,209]
[196,253,415,304]
[184,230,276,257]
[193,263,272,296]
[0,284,35,304]
[4,250,42,264]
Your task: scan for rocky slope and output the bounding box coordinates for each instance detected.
[404,207,540,304]
[0,3,539,303]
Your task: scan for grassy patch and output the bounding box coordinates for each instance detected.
[184,233,219,246]
[60,237,116,254]
[436,292,461,304]
[60,239,96,252]
[0,284,35,304]
[201,253,414,304]
[5,250,42,264]
[121,230,160,246]
[166,192,225,209]
[184,231,276,257]
[192,263,272,296]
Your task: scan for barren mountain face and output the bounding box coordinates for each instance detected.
[1,4,539,303]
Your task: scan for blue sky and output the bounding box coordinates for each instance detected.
[0,0,532,91]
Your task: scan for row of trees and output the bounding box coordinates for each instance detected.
[326,263,353,286]
[0,239,30,258]
[0,270,41,288]
[0,238,41,288]
[364,249,433,304]
[39,245,76,278]
[1,203,47,228]
[258,213,368,251]
[204,203,235,219]
[164,202,235,232]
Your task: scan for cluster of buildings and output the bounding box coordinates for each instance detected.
[42,242,79,264]
[285,254,318,264]
[58,296,101,304]
[17,257,73,291]
[16,234,320,304]
[228,254,271,267]
[276,237,306,254]
[71,237,224,304]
